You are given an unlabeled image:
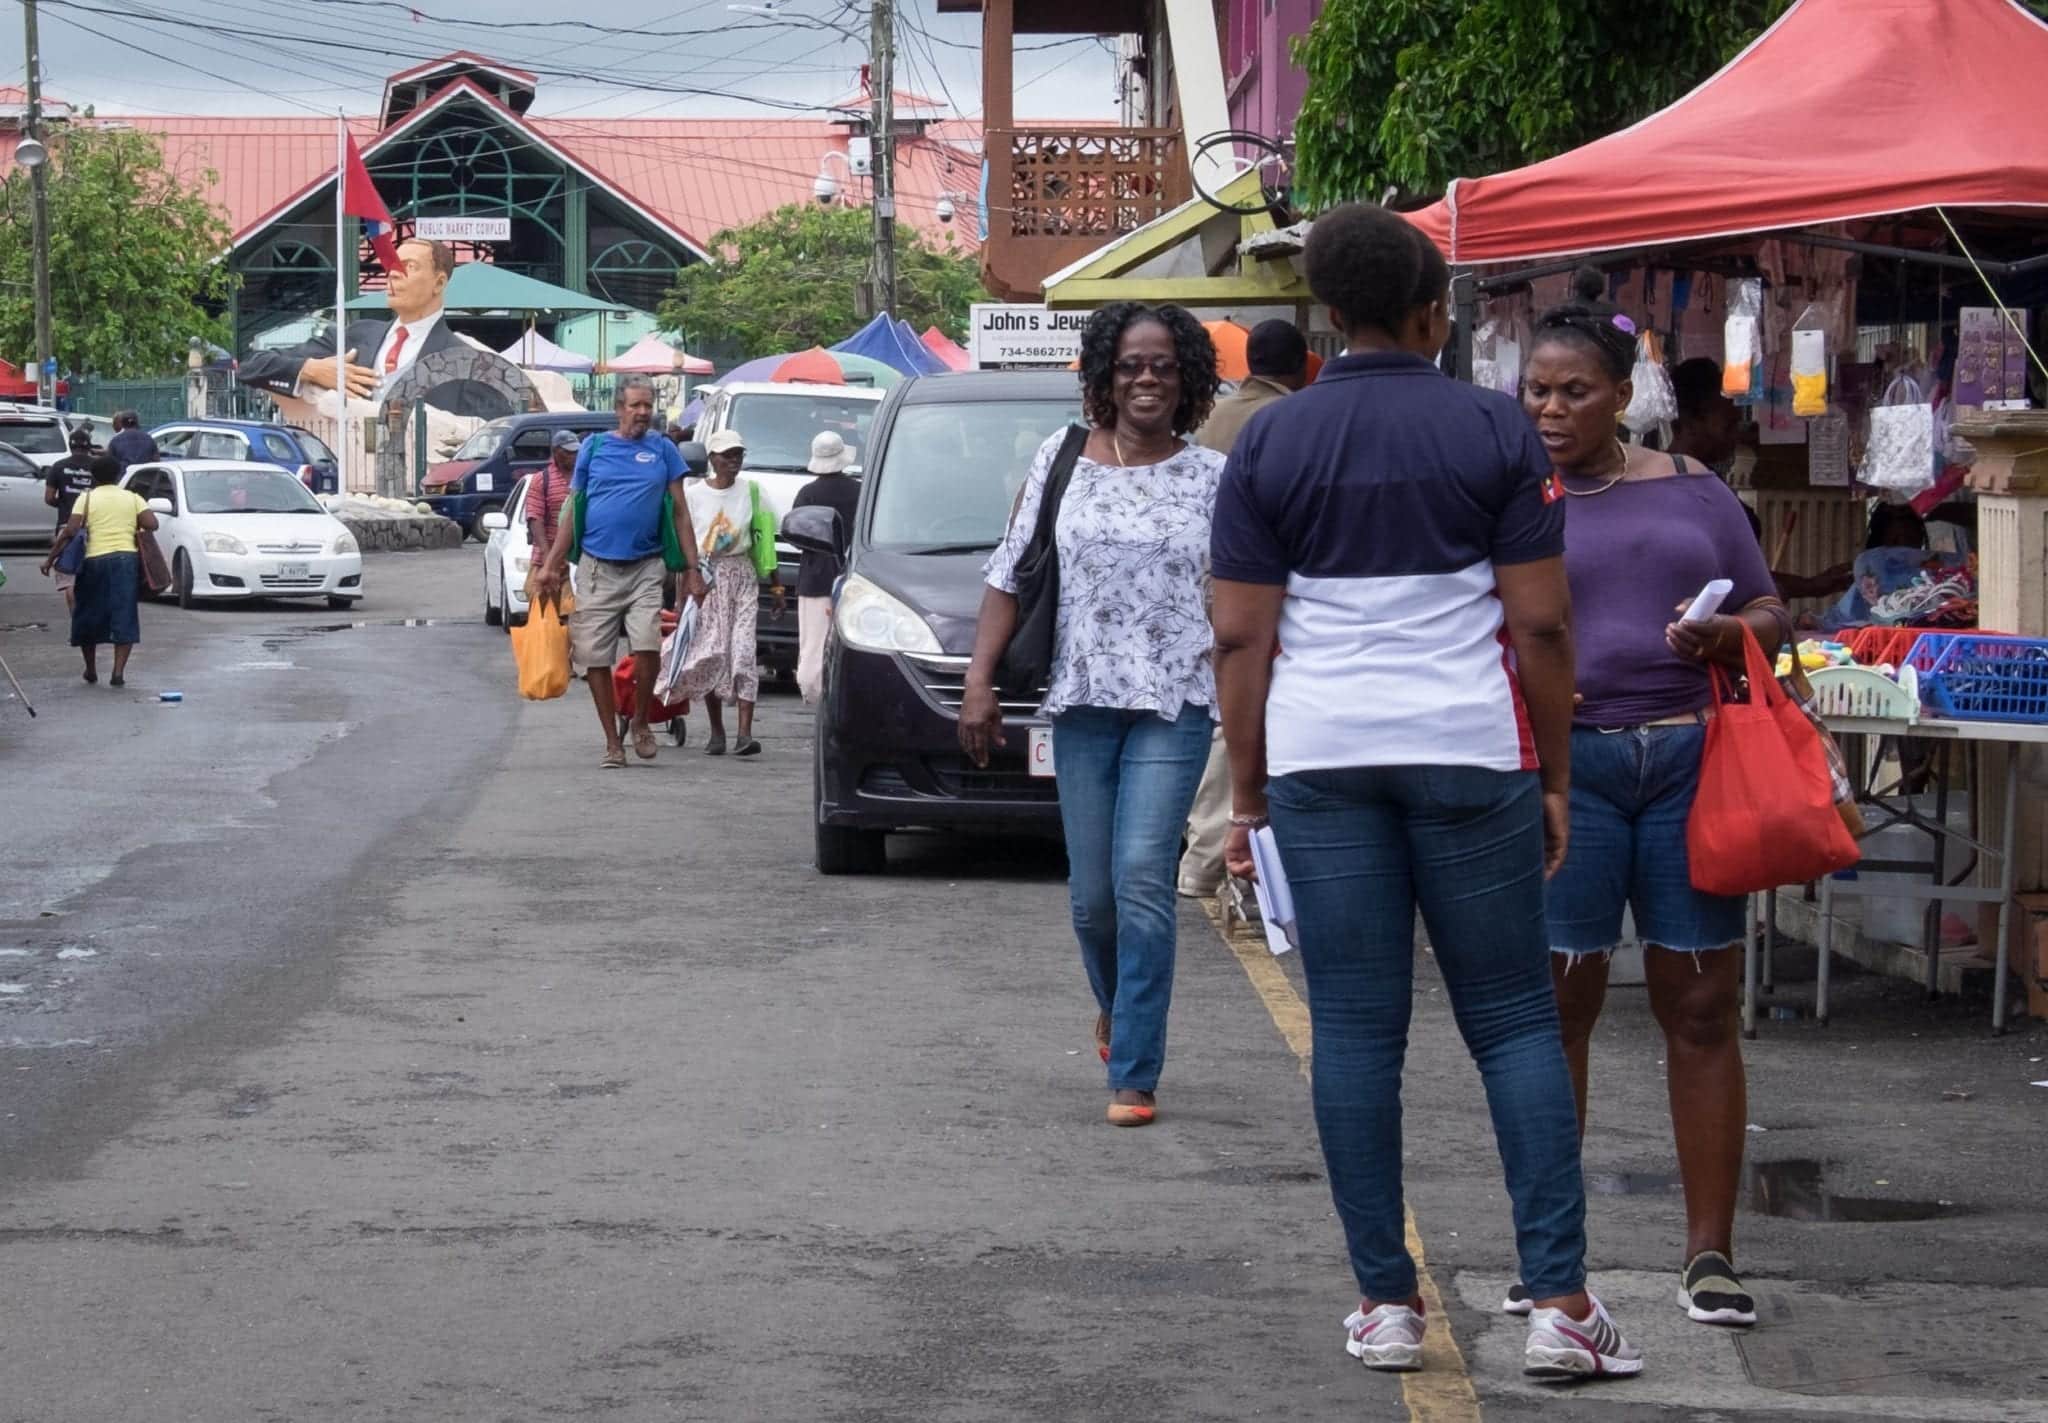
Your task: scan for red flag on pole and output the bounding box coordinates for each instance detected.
[340,132,404,275]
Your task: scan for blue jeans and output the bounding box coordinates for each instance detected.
[1053,706,1213,1092]
[1547,725,1747,955]
[1267,764,1588,1302]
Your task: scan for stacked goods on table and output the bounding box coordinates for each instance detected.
[1798,629,2048,725]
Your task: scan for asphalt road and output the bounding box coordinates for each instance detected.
[2,548,2046,1422]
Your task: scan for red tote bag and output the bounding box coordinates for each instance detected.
[1686,624,1861,896]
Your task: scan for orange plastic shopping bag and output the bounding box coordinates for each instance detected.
[1686,623,1860,895]
[511,588,574,701]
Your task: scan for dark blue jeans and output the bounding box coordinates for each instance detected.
[1052,706,1213,1092]
[1268,764,1588,1302]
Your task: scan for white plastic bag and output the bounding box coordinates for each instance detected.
[1622,332,1677,434]
[1791,304,1828,417]
[1859,374,1935,493]
[652,596,702,704]
[1724,279,1764,400]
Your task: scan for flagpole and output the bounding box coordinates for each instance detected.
[334,110,350,502]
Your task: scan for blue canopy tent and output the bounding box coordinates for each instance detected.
[831,313,947,376]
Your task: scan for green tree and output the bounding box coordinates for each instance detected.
[0,121,235,377]
[658,203,984,359]
[1295,0,2048,210]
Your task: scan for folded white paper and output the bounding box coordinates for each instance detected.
[1248,826,1298,957]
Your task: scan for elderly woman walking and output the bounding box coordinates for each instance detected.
[42,456,157,687]
[960,301,1224,1128]
[672,428,783,756]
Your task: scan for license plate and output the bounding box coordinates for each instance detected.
[1027,724,1055,778]
[278,562,309,579]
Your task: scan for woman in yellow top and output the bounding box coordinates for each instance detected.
[42,457,158,687]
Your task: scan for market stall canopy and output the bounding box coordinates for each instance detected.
[831,313,947,376]
[772,347,847,385]
[1405,0,2048,265]
[606,334,715,376]
[1204,321,1251,381]
[920,326,971,372]
[499,330,594,372]
[346,264,625,314]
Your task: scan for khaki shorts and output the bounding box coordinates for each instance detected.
[569,555,664,673]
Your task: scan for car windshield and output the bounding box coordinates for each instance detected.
[453,419,512,461]
[725,393,879,473]
[866,400,1080,552]
[0,420,67,454]
[184,469,326,514]
[291,426,337,464]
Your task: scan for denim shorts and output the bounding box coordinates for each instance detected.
[1545,723,1746,956]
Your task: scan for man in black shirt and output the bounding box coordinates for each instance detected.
[43,428,97,609]
[790,430,860,703]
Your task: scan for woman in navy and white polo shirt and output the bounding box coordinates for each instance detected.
[1210,204,1640,1382]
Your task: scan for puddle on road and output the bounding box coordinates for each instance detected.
[1589,1158,1959,1222]
[0,622,48,633]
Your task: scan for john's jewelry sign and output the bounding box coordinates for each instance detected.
[969,304,1086,369]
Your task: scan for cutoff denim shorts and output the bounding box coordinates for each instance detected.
[1545,722,1747,956]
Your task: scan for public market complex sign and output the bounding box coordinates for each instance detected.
[415,216,513,242]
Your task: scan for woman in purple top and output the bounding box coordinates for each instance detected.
[1522,269,1785,1332]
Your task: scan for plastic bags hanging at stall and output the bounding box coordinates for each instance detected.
[1859,373,1936,493]
[1470,320,1522,398]
[1724,278,1764,400]
[1791,304,1829,417]
[1622,330,1678,435]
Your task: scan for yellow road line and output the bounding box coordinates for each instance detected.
[1203,900,1482,1423]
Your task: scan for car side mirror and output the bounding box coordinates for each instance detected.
[676,440,709,477]
[781,504,846,559]
[146,498,174,516]
[481,511,509,532]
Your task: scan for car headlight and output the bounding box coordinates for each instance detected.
[835,573,942,655]
[202,531,247,556]
[513,554,531,575]
[332,531,358,555]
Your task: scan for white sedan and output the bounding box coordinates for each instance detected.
[121,461,364,609]
[481,474,534,628]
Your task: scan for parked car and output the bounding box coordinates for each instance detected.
[65,412,117,451]
[121,460,363,609]
[152,419,341,494]
[422,411,615,541]
[479,440,709,629]
[0,440,54,544]
[692,380,887,676]
[786,370,1079,874]
[0,407,72,470]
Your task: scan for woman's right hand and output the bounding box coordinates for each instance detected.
[1223,824,1256,882]
[957,680,1005,767]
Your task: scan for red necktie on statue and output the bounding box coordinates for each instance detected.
[384,325,409,375]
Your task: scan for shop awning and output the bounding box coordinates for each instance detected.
[1406,0,2048,265]
[606,334,715,375]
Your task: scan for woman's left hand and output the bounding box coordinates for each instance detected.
[1666,609,1742,663]
[1223,824,1256,882]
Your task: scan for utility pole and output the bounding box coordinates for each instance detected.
[22,0,56,408]
[868,0,896,318]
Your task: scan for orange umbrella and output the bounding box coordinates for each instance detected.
[1203,320,1251,381]
[771,346,846,385]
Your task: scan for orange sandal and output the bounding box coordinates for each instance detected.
[1106,1101,1156,1127]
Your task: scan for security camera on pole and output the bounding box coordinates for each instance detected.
[18,0,57,410]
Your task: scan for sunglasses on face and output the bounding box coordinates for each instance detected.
[1113,357,1180,379]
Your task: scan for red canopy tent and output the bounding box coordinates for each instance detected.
[919,326,971,372]
[1406,0,2048,265]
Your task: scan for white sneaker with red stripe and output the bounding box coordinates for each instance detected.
[1344,1301,1426,1372]
[1523,1295,1644,1380]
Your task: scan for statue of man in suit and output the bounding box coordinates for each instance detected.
[238,237,510,420]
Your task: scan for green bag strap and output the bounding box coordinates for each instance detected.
[567,432,602,566]
[747,478,778,579]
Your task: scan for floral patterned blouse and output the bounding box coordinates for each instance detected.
[985,430,1226,722]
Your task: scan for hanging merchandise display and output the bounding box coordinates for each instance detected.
[1724,278,1764,401]
[1791,304,1829,417]
[1622,330,1678,435]
[1859,373,1936,493]
[1809,408,1851,487]
[1471,320,1522,398]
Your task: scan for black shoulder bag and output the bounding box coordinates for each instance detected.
[996,423,1089,694]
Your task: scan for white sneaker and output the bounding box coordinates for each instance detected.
[1344,1301,1425,1372]
[1523,1295,1644,1380]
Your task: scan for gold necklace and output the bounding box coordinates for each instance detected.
[1562,438,1634,497]
[1113,429,1173,467]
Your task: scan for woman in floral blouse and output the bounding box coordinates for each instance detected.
[961,302,1223,1128]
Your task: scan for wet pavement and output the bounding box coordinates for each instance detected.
[3,549,2047,1421]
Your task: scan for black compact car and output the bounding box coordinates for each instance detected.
[788,370,1081,874]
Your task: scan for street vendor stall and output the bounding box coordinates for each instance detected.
[1396,0,2048,1025]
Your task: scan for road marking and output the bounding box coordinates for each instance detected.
[1202,900,1483,1423]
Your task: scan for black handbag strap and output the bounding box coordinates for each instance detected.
[1028,424,1090,552]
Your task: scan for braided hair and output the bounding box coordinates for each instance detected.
[1532,267,1638,380]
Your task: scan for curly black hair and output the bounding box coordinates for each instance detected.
[1078,302,1220,435]
[1532,267,1637,381]
[1303,203,1448,338]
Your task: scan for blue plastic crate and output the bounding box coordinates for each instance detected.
[1921,635,2048,724]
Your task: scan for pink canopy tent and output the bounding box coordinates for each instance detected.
[920,326,971,372]
[606,334,715,376]
[1406,0,2048,265]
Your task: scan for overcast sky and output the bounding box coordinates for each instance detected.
[13,0,1117,121]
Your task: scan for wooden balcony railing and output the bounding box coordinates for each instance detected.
[982,126,1192,302]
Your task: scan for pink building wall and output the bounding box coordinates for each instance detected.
[1223,0,1318,142]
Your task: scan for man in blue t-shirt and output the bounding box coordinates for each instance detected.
[534,378,705,768]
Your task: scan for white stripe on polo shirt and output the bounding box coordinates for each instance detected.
[1266,562,1535,778]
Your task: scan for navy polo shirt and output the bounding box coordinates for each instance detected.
[1210,350,1564,775]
